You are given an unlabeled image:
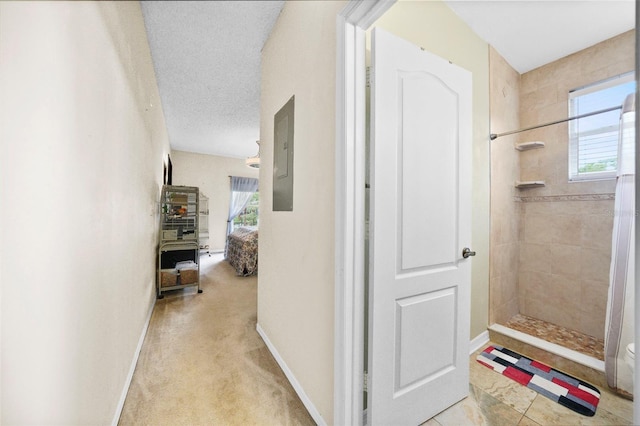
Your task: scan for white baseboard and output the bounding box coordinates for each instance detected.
[253,327,492,426]
[256,323,326,426]
[111,294,156,426]
[469,330,490,354]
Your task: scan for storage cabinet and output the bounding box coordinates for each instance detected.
[157,185,202,299]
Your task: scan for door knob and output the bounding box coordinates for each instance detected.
[462,248,476,259]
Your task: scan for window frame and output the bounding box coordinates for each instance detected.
[568,72,635,182]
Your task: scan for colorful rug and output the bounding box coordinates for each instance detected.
[477,345,600,417]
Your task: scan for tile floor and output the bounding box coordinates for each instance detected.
[422,345,633,426]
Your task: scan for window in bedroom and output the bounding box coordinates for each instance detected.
[233,191,259,230]
[568,72,635,181]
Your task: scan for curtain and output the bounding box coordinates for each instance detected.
[604,94,635,397]
[226,176,259,244]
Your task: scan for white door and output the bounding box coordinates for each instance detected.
[367,28,473,425]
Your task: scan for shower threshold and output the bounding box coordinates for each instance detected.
[489,323,604,370]
[489,315,604,383]
[505,314,605,361]
[488,315,606,388]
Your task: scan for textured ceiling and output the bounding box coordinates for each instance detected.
[142,1,634,159]
[141,1,284,159]
[444,0,635,74]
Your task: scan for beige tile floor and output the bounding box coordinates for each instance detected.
[121,254,633,425]
[423,346,634,426]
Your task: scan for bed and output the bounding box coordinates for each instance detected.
[225,227,258,276]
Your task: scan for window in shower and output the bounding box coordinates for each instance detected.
[568,72,635,181]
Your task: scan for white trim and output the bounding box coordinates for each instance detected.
[334,11,363,426]
[111,294,156,426]
[635,15,639,426]
[488,324,605,372]
[334,2,396,425]
[469,330,490,355]
[256,323,326,426]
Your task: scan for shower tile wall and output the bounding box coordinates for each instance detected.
[489,47,521,325]
[516,30,634,340]
[519,199,613,338]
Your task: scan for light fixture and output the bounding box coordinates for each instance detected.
[245,140,260,169]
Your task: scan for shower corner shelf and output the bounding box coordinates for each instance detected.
[515,180,545,189]
[515,141,545,151]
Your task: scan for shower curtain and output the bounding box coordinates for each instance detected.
[604,93,635,397]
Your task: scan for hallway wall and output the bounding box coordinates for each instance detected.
[0,2,169,423]
[258,1,346,422]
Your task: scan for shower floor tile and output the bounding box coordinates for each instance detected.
[504,314,605,361]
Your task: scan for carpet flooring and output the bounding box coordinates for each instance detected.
[118,253,314,425]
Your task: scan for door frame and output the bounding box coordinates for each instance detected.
[334,1,396,425]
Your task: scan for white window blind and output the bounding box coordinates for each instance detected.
[568,72,635,181]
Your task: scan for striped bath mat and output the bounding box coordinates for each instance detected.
[477,345,600,417]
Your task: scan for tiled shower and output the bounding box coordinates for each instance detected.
[489,30,635,361]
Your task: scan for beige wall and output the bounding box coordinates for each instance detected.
[489,47,522,325]
[372,0,491,340]
[171,151,259,252]
[515,30,635,339]
[260,1,491,421]
[489,30,634,339]
[258,1,346,422]
[260,0,491,421]
[0,2,169,423]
